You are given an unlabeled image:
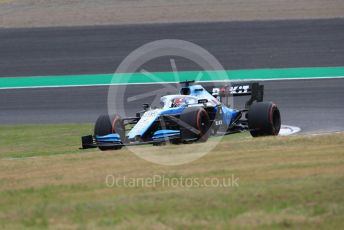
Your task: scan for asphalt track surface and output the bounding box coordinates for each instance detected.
[0,19,344,133]
[1,78,343,134]
[1,19,344,77]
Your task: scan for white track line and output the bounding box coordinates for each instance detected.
[0,76,344,90]
[279,125,302,136]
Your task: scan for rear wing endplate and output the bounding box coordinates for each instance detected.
[211,82,264,108]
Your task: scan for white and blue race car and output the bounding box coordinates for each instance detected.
[81,81,281,151]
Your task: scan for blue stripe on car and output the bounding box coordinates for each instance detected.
[152,130,180,139]
[96,133,121,142]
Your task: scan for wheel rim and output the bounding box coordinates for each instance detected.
[196,110,210,138]
[271,106,281,135]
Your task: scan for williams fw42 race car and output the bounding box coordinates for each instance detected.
[81,81,281,151]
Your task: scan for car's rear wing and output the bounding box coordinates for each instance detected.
[211,82,264,108]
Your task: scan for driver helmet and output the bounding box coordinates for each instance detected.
[171,97,186,107]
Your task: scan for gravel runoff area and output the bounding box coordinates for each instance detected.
[0,0,344,28]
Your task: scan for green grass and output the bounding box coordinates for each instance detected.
[0,124,93,158]
[0,124,344,229]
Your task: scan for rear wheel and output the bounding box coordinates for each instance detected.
[180,107,211,143]
[94,114,125,151]
[248,102,281,137]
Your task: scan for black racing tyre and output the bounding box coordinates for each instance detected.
[180,107,211,143]
[94,114,125,151]
[248,102,281,137]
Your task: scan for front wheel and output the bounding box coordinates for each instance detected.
[248,102,281,137]
[179,107,211,143]
[94,114,125,151]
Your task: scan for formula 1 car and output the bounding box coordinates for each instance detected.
[81,81,281,150]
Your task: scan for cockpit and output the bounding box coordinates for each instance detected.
[160,95,198,109]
